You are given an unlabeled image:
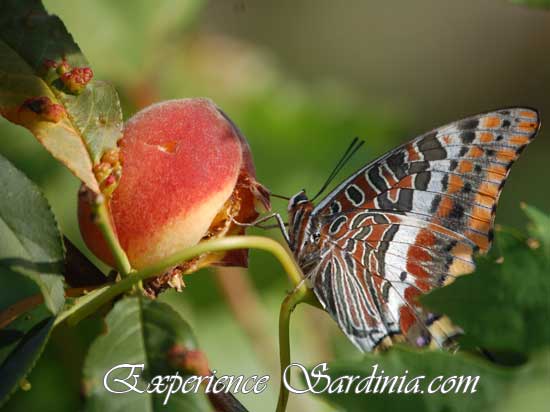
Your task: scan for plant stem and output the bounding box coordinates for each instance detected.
[275,286,321,412]
[54,235,304,327]
[137,236,303,286]
[94,200,132,277]
[276,285,307,412]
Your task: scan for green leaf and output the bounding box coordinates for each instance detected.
[0,0,122,193]
[0,154,64,405]
[311,347,549,412]
[422,223,550,354]
[83,296,210,411]
[0,153,64,314]
[0,308,54,408]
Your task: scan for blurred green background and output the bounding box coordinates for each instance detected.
[1,1,549,411]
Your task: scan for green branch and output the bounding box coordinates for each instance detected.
[54,235,304,327]
[276,286,308,412]
[276,285,321,412]
[93,200,132,277]
[136,235,303,286]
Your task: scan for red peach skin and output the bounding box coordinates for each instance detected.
[79,98,269,273]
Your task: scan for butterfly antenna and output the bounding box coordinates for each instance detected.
[311,137,365,201]
[271,193,291,200]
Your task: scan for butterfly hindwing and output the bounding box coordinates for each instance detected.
[312,251,394,350]
[318,210,471,350]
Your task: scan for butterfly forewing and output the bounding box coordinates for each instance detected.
[292,107,540,352]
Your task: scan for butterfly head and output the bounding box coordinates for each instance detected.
[287,190,310,212]
[287,190,316,254]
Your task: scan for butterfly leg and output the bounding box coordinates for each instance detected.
[232,212,291,245]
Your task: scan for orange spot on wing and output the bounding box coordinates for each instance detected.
[387,215,402,224]
[407,144,420,161]
[397,175,413,188]
[408,245,431,263]
[416,229,436,247]
[470,205,492,222]
[469,216,491,233]
[438,196,453,217]
[467,232,490,252]
[468,146,484,158]
[400,306,416,334]
[517,121,537,132]
[519,110,537,119]
[450,242,474,260]
[364,200,376,208]
[443,135,452,144]
[405,286,421,303]
[487,164,507,176]
[478,182,499,198]
[407,261,429,278]
[479,132,494,143]
[496,149,517,162]
[487,171,505,183]
[448,175,464,193]
[475,192,496,208]
[415,279,432,292]
[458,160,473,173]
[483,117,501,128]
[510,135,530,145]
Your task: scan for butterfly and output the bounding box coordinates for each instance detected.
[267,107,540,352]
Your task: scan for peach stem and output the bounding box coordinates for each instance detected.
[94,200,132,277]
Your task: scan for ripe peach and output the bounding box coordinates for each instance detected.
[78,98,269,280]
